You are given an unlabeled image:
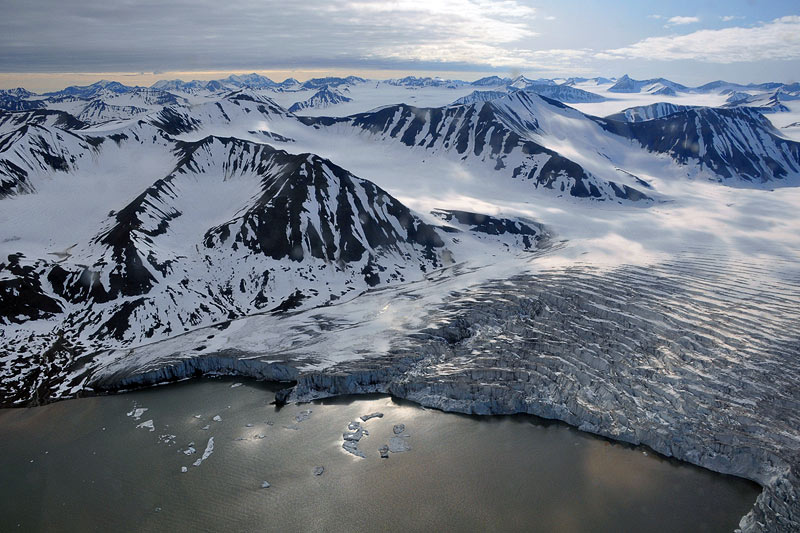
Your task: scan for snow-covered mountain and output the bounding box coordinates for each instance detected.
[0,109,87,135]
[723,90,793,114]
[301,91,650,202]
[451,90,508,105]
[0,123,99,197]
[470,76,510,87]
[605,102,697,122]
[38,136,451,343]
[0,89,45,112]
[387,76,467,88]
[522,83,606,103]
[219,73,278,89]
[430,209,546,250]
[694,80,786,94]
[562,76,616,86]
[597,107,800,183]
[44,80,140,99]
[608,74,689,96]
[453,85,604,106]
[301,76,365,90]
[288,86,353,112]
[509,75,540,89]
[0,86,187,127]
[151,79,214,93]
[2,73,800,408]
[143,89,293,136]
[0,92,564,402]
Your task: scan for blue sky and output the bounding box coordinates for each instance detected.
[1,0,798,89]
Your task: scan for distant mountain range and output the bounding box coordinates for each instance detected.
[4,73,798,122]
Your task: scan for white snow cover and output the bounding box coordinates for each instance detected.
[2,75,800,531]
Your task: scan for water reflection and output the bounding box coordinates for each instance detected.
[0,377,759,532]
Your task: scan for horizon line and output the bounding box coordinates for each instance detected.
[0,67,790,94]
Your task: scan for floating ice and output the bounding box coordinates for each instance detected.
[342,421,367,457]
[388,436,411,453]
[136,419,155,432]
[294,409,312,423]
[360,412,384,422]
[127,407,148,420]
[192,437,214,467]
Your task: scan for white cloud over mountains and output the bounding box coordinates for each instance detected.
[0,0,797,75]
[603,16,800,63]
[338,0,539,67]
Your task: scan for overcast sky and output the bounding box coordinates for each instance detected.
[1,0,799,90]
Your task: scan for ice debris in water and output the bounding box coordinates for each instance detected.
[212,415,222,422]
[294,409,312,423]
[231,383,243,388]
[388,436,411,453]
[136,419,155,432]
[388,424,410,453]
[127,407,148,420]
[342,421,368,458]
[360,412,384,422]
[379,445,390,459]
[181,467,188,473]
[261,481,271,489]
[313,466,324,476]
[192,437,214,467]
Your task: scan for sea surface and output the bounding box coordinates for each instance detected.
[0,377,759,532]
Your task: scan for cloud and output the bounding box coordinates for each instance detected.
[0,0,797,76]
[603,16,800,63]
[664,16,700,27]
[721,15,744,22]
[338,0,540,67]
[0,0,545,72]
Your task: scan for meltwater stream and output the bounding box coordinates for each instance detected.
[0,377,758,532]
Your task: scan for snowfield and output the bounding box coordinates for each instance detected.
[2,73,800,532]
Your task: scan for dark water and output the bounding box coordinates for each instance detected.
[0,378,759,532]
